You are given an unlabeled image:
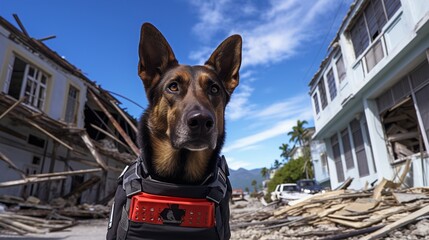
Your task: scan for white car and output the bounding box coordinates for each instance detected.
[271,183,311,202]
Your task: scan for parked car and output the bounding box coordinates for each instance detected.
[296,179,323,193]
[231,188,245,202]
[270,183,310,202]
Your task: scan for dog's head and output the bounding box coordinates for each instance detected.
[137,23,241,182]
[138,23,241,155]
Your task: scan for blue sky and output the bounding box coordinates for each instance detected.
[0,0,352,170]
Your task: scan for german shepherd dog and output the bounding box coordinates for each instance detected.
[137,23,242,184]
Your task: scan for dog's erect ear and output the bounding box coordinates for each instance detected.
[205,35,242,95]
[138,23,178,90]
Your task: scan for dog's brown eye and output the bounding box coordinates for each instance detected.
[167,82,179,92]
[210,85,220,95]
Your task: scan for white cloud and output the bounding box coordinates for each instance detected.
[189,0,338,67]
[223,94,313,153]
[226,157,251,170]
[225,84,254,121]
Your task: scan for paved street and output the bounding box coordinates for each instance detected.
[0,219,108,240]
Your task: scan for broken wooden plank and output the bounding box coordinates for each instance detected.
[0,151,26,178]
[28,168,102,178]
[80,132,108,170]
[343,198,378,213]
[90,123,130,150]
[88,90,140,155]
[0,219,27,235]
[274,190,345,216]
[0,216,46,234]
[26,120,74,151]
[0,97,25,120]
[320,225,384,240]
[109,99,138,134]
[392,192,429,204]
[0,176,66,188]
[387,132,418,142]
[361,205,429,240]
[334,177,353,190]
[328,214,369,221]
[372,178,397,200]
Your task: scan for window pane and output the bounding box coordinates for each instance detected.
[342,128,354,169]
[327,69,337,100]
[65,86,80,123]
[410,61,429,90]
[8,57,27,99]
[351,120,370,177]
[384,0,401,19]
[318,80,328,109]
[366,0,387,40]
[336,55,346,83]
[313,93,320,114]
[350,15,370,57]
[365,40,384,72]
[331,134,345,182]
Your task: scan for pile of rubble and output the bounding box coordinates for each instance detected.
[230,180,429,239]
[0,195,110,235]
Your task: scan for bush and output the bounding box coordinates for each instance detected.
[267,157,308,194]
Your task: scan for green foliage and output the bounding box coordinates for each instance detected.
[267,157,307,193]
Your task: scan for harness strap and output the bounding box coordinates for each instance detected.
[206,156,229,204]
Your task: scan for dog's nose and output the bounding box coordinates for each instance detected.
[187,110,215,133]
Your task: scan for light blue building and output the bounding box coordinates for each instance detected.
[309,0,429,189]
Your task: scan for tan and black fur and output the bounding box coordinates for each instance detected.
[137,23,242,184]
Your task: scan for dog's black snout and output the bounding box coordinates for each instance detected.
[187,110,215,132]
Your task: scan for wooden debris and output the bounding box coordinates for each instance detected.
[0,213,74,235]
[334,177,353,190]
[80,132,108,170]
[361,204,429,240]
[393,192,429,204]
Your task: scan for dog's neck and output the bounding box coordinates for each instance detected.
[146,135,214,184]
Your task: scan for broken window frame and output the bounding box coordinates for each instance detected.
[6,55,49,111]
[349,0,401,58]
[331,133,345,183]
[64,84,80,124]
[376,60,429,163]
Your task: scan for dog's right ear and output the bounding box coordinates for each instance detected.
[138,23,178,90]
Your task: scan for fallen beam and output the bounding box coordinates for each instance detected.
[109,99,138,134]
[28,168,102,178]
[88,90,140,155]
[80,132,108,170]
[0,176,66,188]
[0,151,26,178]
[26,120,74,151]
[361,205,429,240]
[90,123,130,150]
[0,97,25,120]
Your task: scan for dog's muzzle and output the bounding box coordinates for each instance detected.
[172,109,217,151]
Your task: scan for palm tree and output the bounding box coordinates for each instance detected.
[251,179,257,193]
[273,159,281,169]
[279,143,292,161]
[260,167,269,180]
[287,120,308,147]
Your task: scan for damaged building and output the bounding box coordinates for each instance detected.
[309,0,429,189]
[0,16,139,204]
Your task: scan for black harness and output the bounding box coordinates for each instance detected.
[106,155,232,240]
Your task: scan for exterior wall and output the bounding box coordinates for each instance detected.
[310,140,330,186]
[0,25,87,128]
[0,20,125,203]
[309,0,429,189]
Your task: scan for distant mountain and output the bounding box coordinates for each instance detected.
[228,168,264,191]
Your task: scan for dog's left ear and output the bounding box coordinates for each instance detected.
[205,35,242,95]
[138,23,178,90]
